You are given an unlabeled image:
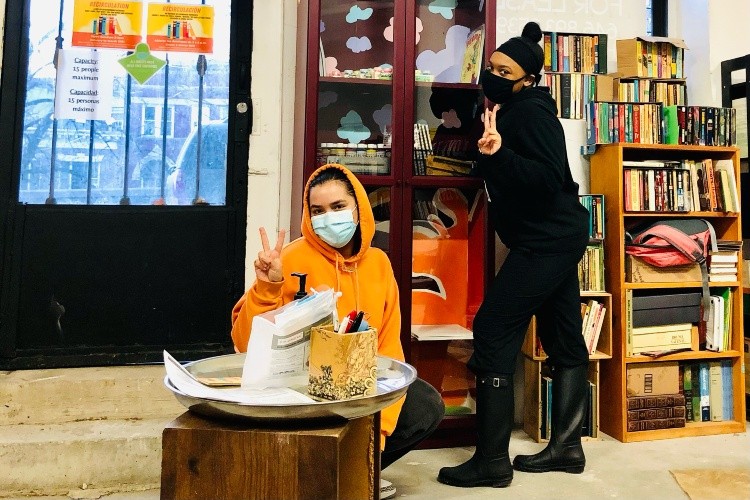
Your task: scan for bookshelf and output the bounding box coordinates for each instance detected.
[521,194,612,442]
[304,0,497,447]
[591,143,747,442]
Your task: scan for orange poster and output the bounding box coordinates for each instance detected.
[71,0,143,50]
[146,3,214,54]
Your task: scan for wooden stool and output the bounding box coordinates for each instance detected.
[160,411,379,500]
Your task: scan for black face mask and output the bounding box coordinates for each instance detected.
[480,69,528,104]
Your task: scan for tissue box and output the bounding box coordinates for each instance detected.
[308,325,378,401]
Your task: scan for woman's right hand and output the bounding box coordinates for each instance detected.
[255,227,286,282]
[478,104,502,155]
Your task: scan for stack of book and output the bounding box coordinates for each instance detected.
[578,243,604,291]
[682,360,734,422]
[616,36,686,79]
[581,299,606,354]
[663,105,737,147]
[626,393,687,431]
[586,101,663,145]
[543,32,608,74]
[578,194,604,239]
[614,77,686,106]
[541,377,597,439]
[629,323,694,356]
[543,73,613,119]
[709,241,741,282]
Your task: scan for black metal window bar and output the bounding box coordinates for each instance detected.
[43,0,210,206]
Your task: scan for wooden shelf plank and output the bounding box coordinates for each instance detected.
[620,420,746,443]
[623,211,739,218]
[625,349,743,363]
[625,281,741,289]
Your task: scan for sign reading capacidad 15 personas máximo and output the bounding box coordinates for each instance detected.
[53,49,114,121]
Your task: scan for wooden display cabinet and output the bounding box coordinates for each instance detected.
[591,143,747,442]
[303,1,497,447]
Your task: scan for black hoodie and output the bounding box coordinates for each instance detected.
[476,86,589,252]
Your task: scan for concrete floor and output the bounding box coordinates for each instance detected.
[5,428,748,500]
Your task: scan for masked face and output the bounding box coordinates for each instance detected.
[311,209,357,248]
[481,51,532,104]
[308,179,359,249]
[480,69,527,105]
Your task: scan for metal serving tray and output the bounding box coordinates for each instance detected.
[164,353,416,422]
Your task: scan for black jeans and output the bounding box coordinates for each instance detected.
[468,245,589,375]
[381,377,444,469]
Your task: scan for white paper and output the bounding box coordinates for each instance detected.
[242,288,337,389]
[54,49,113,121]
[411,324,473,341]
[163,350,314,405]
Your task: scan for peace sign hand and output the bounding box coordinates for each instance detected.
[478,104,502,156]
[255,227,286,283]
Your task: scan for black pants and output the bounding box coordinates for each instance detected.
[468,245,589,375]
[381,377,444,469]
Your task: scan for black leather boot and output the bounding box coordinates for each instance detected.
[437,373,514,488]
[513,364,588,473]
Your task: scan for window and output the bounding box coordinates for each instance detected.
[141,104,175,138]
[648,0,668,37]
[17,0,232,205]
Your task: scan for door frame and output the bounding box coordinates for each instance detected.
[0,0,253,368]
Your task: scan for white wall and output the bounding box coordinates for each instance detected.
[244,0,299,286]
[676,0,750,106]
[496,0,648,193]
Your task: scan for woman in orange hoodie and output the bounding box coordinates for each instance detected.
[231,164,444,489]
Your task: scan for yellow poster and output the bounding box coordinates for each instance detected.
[72,0,143,50]
[146,3,214,54]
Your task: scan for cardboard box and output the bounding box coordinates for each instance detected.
[631,291,701,328]
[308,325,377,401]
[616,36,688,79]
[626,362,680,396]
[626,255,702,283]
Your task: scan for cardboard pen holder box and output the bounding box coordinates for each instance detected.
[308,325,378,401]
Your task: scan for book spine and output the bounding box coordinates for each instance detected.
[627,405,686,421]
[721,359,734,421]
[626,393,686,409]
[627,417,686,432]
[709,361,723,421]
[699,362,710,421]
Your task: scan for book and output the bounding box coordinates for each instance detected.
[682,363,694,421]
[627,417,686,432]
[626,393,685,409]
[698,362,710,421]
[708,361,723,421]
[411,324,473,341]
[690,362,701,421]
[460,25,485,84]
[627,405,685,421]
[721,359,734,421]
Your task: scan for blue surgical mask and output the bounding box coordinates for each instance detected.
[311,209,357,248]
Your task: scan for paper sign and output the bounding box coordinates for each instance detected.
[146,3,214,54]
[118,43,166,84]
[71,0,143,50]
[54,49,113,121]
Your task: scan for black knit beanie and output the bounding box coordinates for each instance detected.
[496,22,544,77]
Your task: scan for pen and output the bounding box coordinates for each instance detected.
[337,310,357,335]
[348,311,365,332]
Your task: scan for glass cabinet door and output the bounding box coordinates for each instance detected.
[313,1,397,177]
[410,0,487,177]
[407,1,493,416]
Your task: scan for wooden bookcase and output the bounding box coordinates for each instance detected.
[591,143,747,442]
[303,1,497,447]
[521,291,613,442]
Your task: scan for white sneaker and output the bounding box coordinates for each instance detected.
[380,478,397,499]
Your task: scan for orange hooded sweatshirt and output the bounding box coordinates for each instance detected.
[231,164,405,447]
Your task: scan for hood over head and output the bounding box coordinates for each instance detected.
[301,163,375,263]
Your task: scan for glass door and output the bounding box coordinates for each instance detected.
[404,0,494,419]
[0,0,251,367]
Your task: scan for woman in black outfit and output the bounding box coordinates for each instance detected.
[437,21,591,489]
